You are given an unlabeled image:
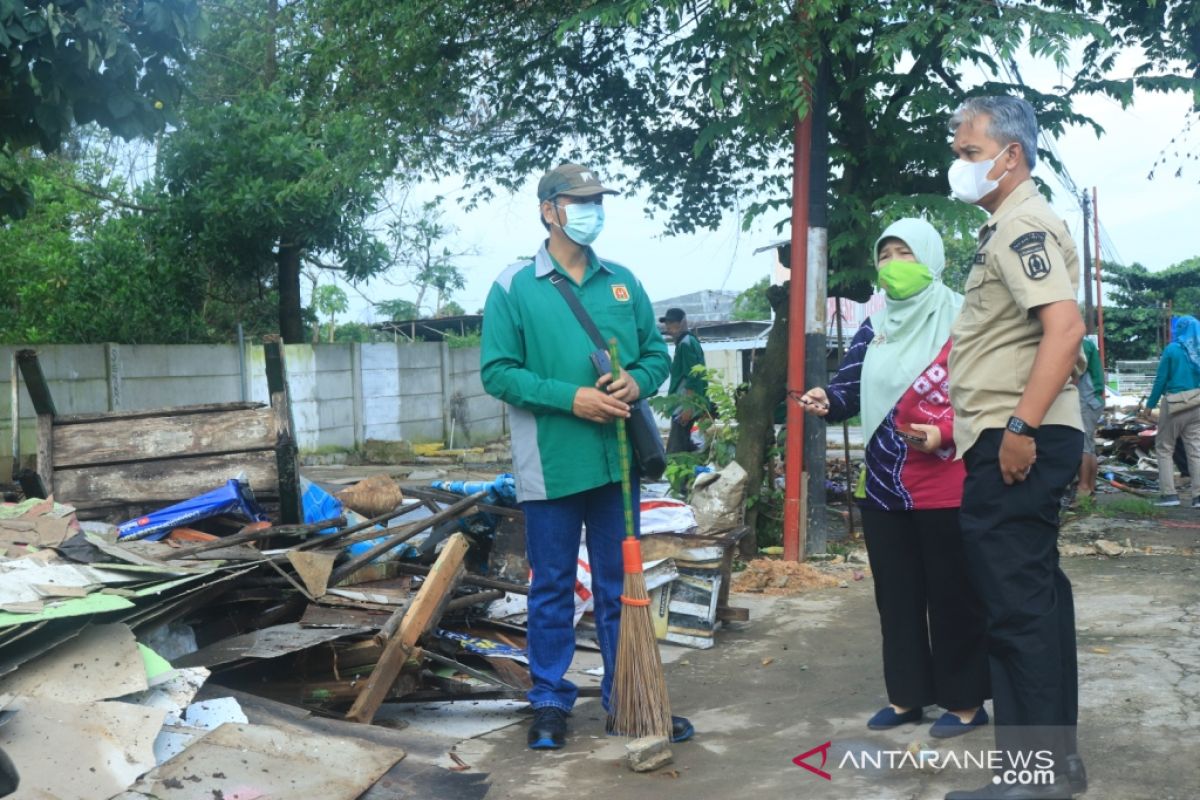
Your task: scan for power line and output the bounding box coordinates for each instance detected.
[992,51,1126,266]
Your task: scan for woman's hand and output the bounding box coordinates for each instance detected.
[906,423,942,454]
[799,387,830,417]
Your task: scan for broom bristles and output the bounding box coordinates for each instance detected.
[607,569,673,738]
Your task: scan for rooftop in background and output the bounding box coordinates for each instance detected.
[691,319,772,343]
[372,315,482,342]
[652,290,739,325]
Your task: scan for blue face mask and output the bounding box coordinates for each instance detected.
[555,201,605,245]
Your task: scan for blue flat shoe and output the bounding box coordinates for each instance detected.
[670,715,694,743]
[929,707,989,739]
[867,706,923,730]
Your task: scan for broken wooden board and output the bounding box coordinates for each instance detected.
[299,603,391,630]
[54,450,280,514]
[174,622,373,669]
[288,550,336,597]
[51,405,278,468]
[346,532,470,724]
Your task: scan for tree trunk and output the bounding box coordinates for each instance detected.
[734,281,792,556]
[277,243,304,343]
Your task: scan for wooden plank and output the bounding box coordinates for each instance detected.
[34,414,53,498]
[263,336,300,524]
[16,350,56,417]
[51,406,278,468]
[716,605,751,622]
[53,402,265,426]
[345,532,470,724]
[300,604,392,630]
[53,451,279,511]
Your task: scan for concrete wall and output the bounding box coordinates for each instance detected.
[0,342,505,475]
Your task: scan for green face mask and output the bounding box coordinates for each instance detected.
[877,260,933,300]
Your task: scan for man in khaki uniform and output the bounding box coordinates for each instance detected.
[943,97,1087,800]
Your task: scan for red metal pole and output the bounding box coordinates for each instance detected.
[1093,187,1105,369]
[783,111,813,562]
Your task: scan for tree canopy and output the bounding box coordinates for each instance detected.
[0,0,197,219]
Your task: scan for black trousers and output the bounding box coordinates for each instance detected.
[960,426,1082,764]
[861,507,990,711]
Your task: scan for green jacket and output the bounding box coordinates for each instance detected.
[480,244,670,501]
[669,331,707,397]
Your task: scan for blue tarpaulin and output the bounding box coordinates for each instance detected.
[116,479,269,542]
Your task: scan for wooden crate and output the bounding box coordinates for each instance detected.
[16,336,300,523]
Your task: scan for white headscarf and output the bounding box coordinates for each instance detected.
[859,218,963,442]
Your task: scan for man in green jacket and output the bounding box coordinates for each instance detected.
[480,163,691,750]
[660,307,708,453]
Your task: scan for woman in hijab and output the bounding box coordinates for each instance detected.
[799,218,989,738]
[1145,315,1200,506]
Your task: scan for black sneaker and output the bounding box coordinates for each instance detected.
[527,706,568,750]
[604,714,695,742]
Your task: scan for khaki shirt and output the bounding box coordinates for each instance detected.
[949,179,1084,457]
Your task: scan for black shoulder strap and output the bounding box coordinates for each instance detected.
[549,273,607,350]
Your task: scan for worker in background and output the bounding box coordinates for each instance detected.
[660,308,709,453]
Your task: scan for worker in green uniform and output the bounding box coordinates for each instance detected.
[660,308,708,453]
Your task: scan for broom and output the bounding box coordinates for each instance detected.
[606,337,673,739]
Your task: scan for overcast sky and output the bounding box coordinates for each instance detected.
[333,46,1200,323]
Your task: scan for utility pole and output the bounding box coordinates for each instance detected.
[1093,187,1106,368]
[1081,190,1094,334]
[782,96,813,563]
[803,58,830,556]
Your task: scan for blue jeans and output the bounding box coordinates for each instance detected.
[521,480,636,713]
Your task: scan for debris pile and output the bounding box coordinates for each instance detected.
[732,558,854,595]
[0,340,754,795]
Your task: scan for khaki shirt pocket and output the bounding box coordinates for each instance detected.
[957,265,995,328]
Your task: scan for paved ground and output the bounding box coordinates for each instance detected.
[308,463,1200,799]
[385,504,1200,800]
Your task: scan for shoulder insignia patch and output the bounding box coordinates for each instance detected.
[1010,231,1050,280]
[973,251,987,265]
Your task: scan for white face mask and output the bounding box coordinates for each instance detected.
[948,145,1012,204]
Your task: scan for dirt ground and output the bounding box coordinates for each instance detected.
[340,480,1199,800]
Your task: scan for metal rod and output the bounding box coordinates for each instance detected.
[835,297,855,538]
[327,490,488,585]
[294,499,424,551]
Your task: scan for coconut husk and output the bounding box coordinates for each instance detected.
[335,475,404,518]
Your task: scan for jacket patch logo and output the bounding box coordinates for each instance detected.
[1010,231,1051,280]
[611,284,630,302]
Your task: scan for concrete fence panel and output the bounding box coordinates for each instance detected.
[0,339,506,478]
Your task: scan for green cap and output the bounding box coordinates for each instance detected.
[536,163,619,202]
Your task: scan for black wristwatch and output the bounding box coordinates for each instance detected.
[1006,416,1038,437]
